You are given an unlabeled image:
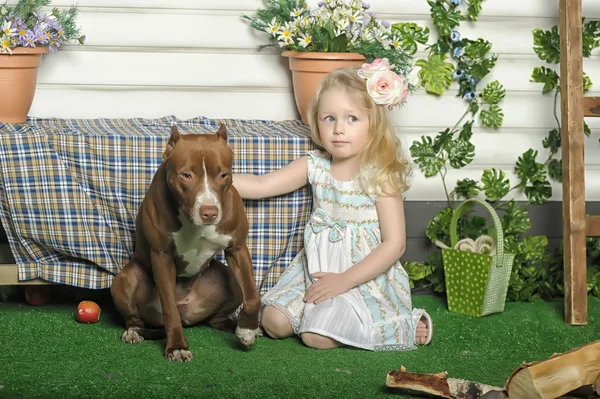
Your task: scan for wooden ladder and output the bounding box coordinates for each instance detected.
[560,0,600,325]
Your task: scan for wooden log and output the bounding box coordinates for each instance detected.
[505,340,600,399]
[386,367,506,399]
[559,0,588,326]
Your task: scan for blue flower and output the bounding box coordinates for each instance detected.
[464,74,471,83]
[452,69,464,79]
[450,30,461,42]
[453,46,464,58]
[463,90,476,101]
[451,0,462,4]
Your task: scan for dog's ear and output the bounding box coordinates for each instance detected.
[162,125,181,161]
[216,123,227,142]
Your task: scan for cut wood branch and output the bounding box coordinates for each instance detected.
[386,366,506,399]
[505,340,600,399]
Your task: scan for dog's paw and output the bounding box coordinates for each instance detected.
[166,348,193,362]
[236,326,260,348]
[121,328,144,344]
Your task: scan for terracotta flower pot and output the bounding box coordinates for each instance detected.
[282,50,366,125]
[0,47,49,124]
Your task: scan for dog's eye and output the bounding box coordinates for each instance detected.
[181,172,192,181]
[220,172,229,180]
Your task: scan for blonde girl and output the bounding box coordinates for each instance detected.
[233,59,432,350]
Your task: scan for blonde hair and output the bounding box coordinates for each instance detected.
[306,66,412,197]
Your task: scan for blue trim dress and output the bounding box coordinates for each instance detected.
[261,150,429,351]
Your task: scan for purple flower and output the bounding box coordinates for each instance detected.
[450,29,461,42]
[49,39,60,52]
[33,25,47,44]
[317,1,326,6]
[22,30,36,47]
[361,1,370,9]
[381,20,390,29]
[13,17,25,30]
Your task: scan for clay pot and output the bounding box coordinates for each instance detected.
[282,50,366,125]
[0,47,49,124]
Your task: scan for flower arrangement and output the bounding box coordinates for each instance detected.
[0,0,85,54]
[242,0,413,81]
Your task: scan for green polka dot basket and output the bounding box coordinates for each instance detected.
[442,198,515,318]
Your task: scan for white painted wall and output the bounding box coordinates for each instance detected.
[14,0,600,201]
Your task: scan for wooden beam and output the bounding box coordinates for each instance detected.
[583,97,600,117]
[559,0,587,325]
[0,265,54,285]
[587,216,600,237]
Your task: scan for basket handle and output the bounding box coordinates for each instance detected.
[449,198,505,261]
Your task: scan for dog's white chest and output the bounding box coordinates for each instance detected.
[172,215,232,278]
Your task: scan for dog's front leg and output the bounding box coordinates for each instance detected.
[225,244,261,348]
[151,249,192,362]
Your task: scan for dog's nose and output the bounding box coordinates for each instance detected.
[199,205,218,223]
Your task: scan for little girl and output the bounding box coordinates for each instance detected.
[233,59,432,351]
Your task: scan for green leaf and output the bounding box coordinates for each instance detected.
[469,56,497,81]
[524,181,552,205]
[433,128,453,153]
[415,53,455,95]
[502,201,532,236]
[542,128,561,154]
[533,26,560,64]
[480,104,504,128]
[458,121,474,141]
[404,262,435,287]
[410,136,445,177]
[426,207,454,245]
[469,99,480,114]
[463,38,492,59]
[583,20,600,57]
[447,139,475,169]
[514,149,546,184]
[391,22,430,55]
[428,0,464,37]
[460,215,489,240]
[547,158,562,182]
[453,178,480,199]
[583,72,593,93]
[481,169,510,201]
[531,66,560,93]
[482,81,506,105]
[467,0,483,21]
[522,236,549,262]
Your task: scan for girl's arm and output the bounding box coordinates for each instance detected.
[233,156,309,199]
[304,188,407,304]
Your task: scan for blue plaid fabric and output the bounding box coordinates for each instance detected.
[0,116,315,294]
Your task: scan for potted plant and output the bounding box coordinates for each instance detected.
[243,0,414,124]
[0,0,85,124]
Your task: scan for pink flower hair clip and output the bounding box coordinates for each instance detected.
[358,58,410,110]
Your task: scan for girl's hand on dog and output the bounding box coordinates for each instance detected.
[304,272,351,304]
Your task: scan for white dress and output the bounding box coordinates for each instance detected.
[261,150,430,351]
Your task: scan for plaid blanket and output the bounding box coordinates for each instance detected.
[0,117,315,294]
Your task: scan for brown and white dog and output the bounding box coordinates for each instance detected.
[110,124,260,362]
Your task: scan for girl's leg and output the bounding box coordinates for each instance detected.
[261,305,294,339]
[300,332,344,349]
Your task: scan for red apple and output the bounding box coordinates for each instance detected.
[77,300,101,324]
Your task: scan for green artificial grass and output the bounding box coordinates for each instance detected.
[0,294,599,399]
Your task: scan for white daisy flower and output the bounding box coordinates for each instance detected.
[0,34,12,54]
[290,8,303,18]
[298,33,312,48]
[391,34,402,49]
[266,17,280,37]
[1,19,16,37]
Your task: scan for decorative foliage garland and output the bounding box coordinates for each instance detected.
[401,0,600,301]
